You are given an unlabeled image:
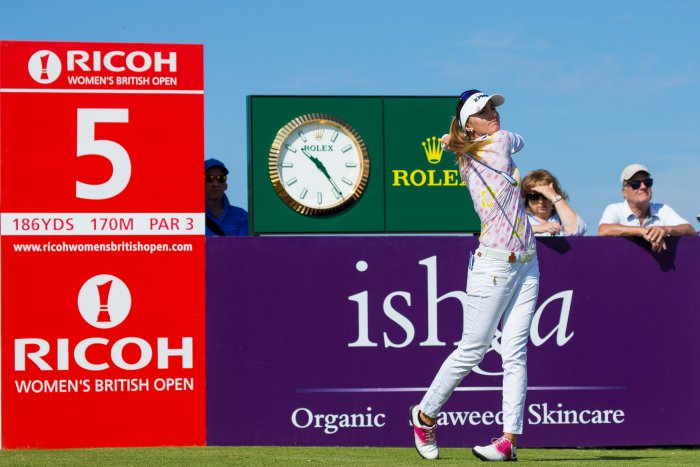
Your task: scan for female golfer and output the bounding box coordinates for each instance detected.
[410,90,539,462]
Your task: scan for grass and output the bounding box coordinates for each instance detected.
[0,446,699,466]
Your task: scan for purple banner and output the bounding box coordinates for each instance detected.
[206,236,700,448]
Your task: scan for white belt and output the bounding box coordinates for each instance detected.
[476,246,536,263]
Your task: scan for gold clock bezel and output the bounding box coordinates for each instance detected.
[269,113,370,216]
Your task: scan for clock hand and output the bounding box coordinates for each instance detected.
[301,149,343,196]
[301,149,330,176]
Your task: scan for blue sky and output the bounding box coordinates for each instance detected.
[3,0,699,233]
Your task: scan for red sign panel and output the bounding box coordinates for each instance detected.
[1,41,205,448]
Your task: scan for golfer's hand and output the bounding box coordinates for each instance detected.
[441,134,451,150]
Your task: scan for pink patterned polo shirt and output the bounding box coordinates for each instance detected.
[460,130,535,252]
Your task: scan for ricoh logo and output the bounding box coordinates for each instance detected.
[15,274,193,372]
[78,274,131,329]
[28,50,61,84]
[391,136,465,187]
[66,50,177,73]
[27,49,177,85]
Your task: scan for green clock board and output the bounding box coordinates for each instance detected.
[248,96,481,234]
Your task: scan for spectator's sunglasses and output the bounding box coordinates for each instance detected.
[526,193,547,202]
[205,174,227,183]
[625,177,653,189]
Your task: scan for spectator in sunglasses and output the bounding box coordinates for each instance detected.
[205,158,248,236]
[521,169,586,236]
[598,164,694,252]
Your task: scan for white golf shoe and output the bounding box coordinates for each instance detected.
[409,405,438,460]
[472,436,517,462]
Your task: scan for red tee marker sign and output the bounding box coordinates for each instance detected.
[0,41,205,449]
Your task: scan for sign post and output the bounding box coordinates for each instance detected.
[0,41,205,448]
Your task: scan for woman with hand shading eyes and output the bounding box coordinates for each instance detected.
[521,169,587,236]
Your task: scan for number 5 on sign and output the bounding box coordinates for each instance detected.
[76,108,131,200]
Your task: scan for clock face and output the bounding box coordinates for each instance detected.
[269,113,370,216]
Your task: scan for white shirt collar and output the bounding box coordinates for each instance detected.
[624,201,659,223]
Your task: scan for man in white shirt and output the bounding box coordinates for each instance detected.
[598,164,695,252]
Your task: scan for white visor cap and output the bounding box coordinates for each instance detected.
[459,92,505,130]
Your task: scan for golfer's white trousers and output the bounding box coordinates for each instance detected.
[419,251,540,434]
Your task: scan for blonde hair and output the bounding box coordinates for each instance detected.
[447,117,491,172]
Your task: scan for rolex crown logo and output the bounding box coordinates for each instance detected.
[422,136,443,164]
[314,129,324,140]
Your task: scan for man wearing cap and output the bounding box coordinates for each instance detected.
[598,164,694,252]
[205,158,248,236]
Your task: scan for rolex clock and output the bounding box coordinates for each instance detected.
[269,113,370,216]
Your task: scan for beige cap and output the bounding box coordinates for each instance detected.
[620,164,651,184]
